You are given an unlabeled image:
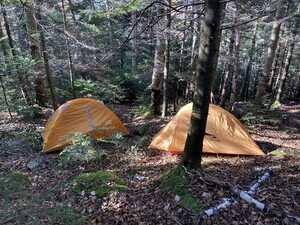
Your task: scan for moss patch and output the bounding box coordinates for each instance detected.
[72,171,127,198]
[59,145,103,165]
[270,149,287,157]
[44,206,87,225]
[0,171,30,199]
[160,167,200,213]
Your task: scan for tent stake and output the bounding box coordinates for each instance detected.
[196,170,271,225]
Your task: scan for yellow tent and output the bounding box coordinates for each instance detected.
[42,98,128,153]
[149,103,264,156]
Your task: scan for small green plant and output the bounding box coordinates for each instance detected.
[99,133,125,144]
[59,133,104,165]
[71,133,93,146]
[160,166,200,213]
[270,100,281,110]
[131,104,153,118]
[74,79,126,103]
[15,130,42,150]
[59,145,102,164]
[15,104,42,120]
[240,112,256,125]
[72,171,127,198]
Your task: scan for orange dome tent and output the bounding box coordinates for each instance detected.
[42,98,128,153]
[149,103,264,156]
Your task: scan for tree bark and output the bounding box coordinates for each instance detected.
[274,39,288,92]
[229,2,241,109]
[189,1,202,102]
[219,29,234,106]
[256,3,285,99]
[24,1,47,106]
[131,11,138,75]
[275,15,300,102]
[268,39,282,93]
[36,2,58,110]
[150,5,165,116]
[0,76,12,119]
[162,0,171,118]
[182,0,222,168]
[61,0,76,98]
[240,21,258,101]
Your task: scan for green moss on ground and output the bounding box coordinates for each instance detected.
[44,206,87,225]
[59,144,102,165]
[0,171,30,199]
[269,149,287,157]
[160,166,200,213]
[72,171,127,198]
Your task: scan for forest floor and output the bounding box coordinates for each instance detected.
[0,102,299,225]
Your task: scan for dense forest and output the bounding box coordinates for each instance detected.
[0,0,299,224]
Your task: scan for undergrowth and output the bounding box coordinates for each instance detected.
[160,166,200,213]
[72,171,127,198]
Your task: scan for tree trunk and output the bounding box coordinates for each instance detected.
[296,73,300,100]
[36,2,58,110]
[229,2,241,109]
[182,0,222,168]
[219,29,234,106]
[131,11,138,75]
[150,5,165,116]
[162,0,171,118]
[240,21,258,101]
[61,0,76,98]
[275,15,299,102]
[256,3,285,99]
[0,76,12,119]
[274,39,288,92]
[267,25,285,93]
[268,40,282,93]
[24,1,47,106]
[2,7,32,105]
[178,0,188,76]
[189,1,202,102]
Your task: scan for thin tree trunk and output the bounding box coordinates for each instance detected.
[269,40,282,93]
[219,29,234,106]
[275,15,299,102]
[179,0,188,76]
[0,76,12,118]
[182,0,222,168]
[61,0,76,98]
[256,3,285,98]
[240,21,258,101]
[2,7,32,105]
[189,2,202,102]
[36,2,58,110]
[296,73,300,100]
[229,2,241,109]
[24,1,47,106]
[131,11,138,75]
[274,39,288,92]
[267,26,284,93]
[162,0,171,118]
[150,5,165,116]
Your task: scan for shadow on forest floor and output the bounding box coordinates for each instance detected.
[0,103,299,225]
